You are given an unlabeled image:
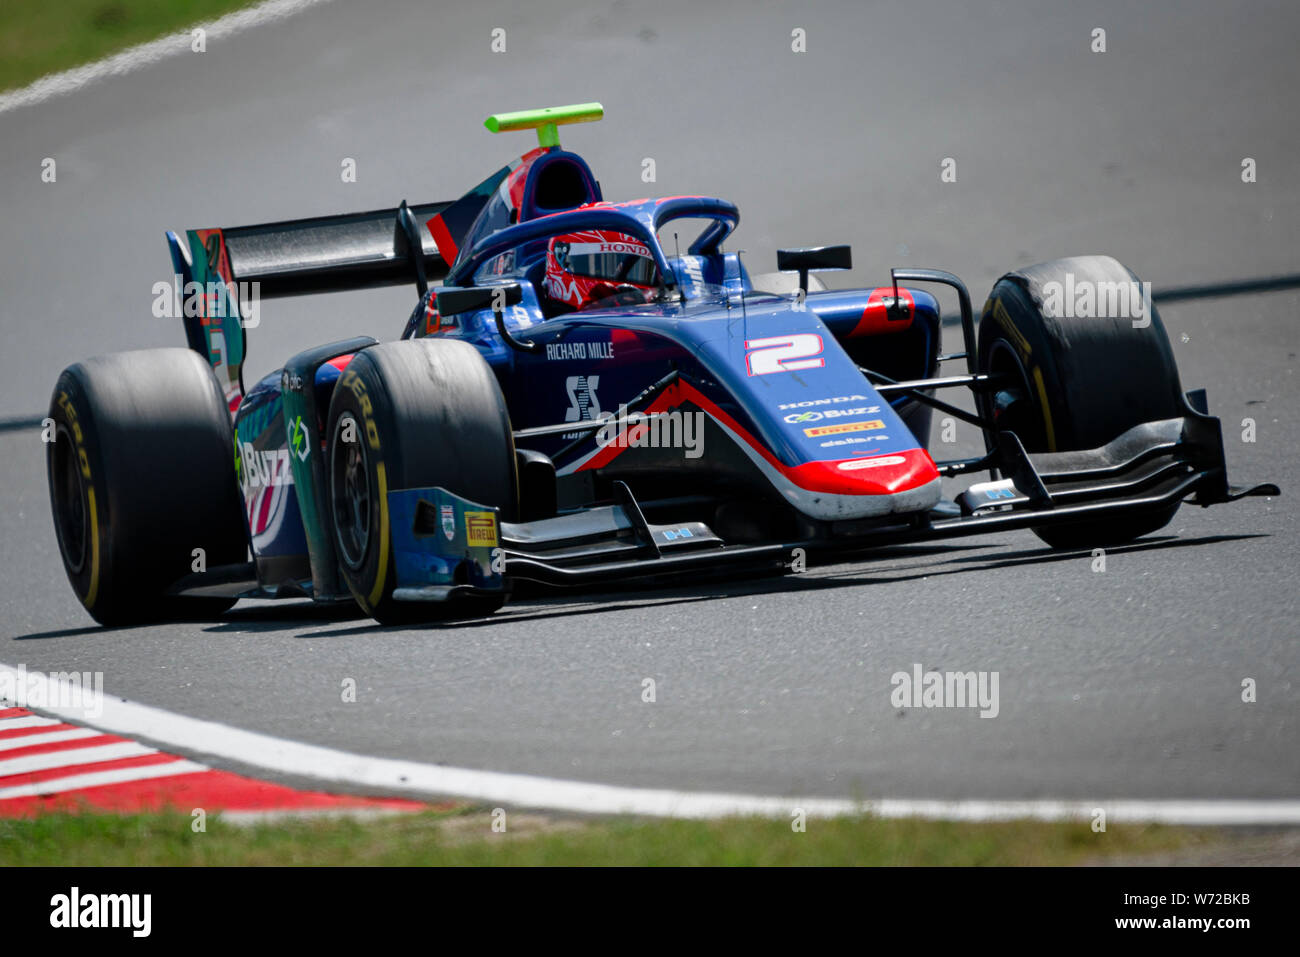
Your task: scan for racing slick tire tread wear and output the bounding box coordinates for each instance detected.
[977,255,1185,549]
[46,348,247,625]
[325,338,517,624]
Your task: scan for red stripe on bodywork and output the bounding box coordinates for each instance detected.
[579,380,939,495]
[427,214,458,262]
[576,379,769,473]
[850,286,914,337]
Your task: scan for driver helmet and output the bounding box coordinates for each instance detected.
[544,229,660,310]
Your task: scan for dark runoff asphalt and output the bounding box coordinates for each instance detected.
[0,0,1295,803]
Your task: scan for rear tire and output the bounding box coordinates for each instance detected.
[325,339,517,625]
[977,255,1185,548]
[46,348,247,625]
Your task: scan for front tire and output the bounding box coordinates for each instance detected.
[325,339,517,624]
[46,348,247,625]
[977,255,1185,548]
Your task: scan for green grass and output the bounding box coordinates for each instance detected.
[0,808,1229,866]
[0,0,259,94]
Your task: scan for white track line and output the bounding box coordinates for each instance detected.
[0,727,102,752]
[0,760,209,800]
[4,664,1299,824]
[0,741,153,776]
[0,715,61,731]
[0,0,336,115]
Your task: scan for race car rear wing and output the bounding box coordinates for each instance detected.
[192,201,454,298]
[165,199,455,410]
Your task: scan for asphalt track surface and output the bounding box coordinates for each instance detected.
[0,0,1296,803]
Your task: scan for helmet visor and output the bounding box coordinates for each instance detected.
[552,238,659,286]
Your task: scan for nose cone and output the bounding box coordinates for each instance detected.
[780,448,942,519]
[789,448,941,496]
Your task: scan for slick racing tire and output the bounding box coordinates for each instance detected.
[325,338,517,625]
[977,255,1185,549]
[46,348,248,625]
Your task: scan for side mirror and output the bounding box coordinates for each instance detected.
[776,245,852,295]
[435,282,523,316]
[436,283,537,353]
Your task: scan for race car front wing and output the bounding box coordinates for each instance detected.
[483,387,1278,590]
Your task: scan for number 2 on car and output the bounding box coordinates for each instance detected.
[744,334,825,376]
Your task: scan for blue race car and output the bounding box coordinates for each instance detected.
[46,104,1277,624]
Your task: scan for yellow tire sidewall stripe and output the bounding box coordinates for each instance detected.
[84,486,100,609]
[367,461,390,610]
